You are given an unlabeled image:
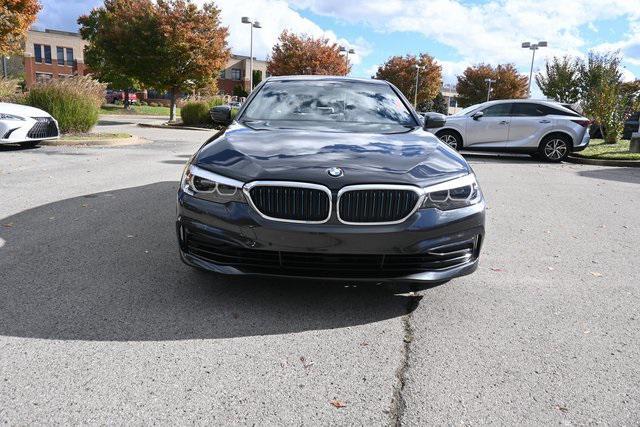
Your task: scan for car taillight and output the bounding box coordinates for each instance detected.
[571,119,591,128]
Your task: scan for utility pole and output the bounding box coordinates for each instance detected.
[241,17,262,92]
[522,41,547,97]
[414,64,423,108]
[485,78,496,102]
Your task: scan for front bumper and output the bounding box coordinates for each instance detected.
[177,190,485,283]
[0,117,59,145]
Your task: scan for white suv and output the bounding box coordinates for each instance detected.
[434,99,591,162]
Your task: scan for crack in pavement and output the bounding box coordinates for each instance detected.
[389,292,423,426]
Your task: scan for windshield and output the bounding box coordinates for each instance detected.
[241,80,418,127]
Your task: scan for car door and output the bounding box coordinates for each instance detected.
[465,103,512,147]
[507,103,549,149]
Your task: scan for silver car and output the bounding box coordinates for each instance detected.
[434,99,591,162]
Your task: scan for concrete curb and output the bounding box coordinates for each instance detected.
[41,135,149,147]
[567,155,640,168]
[137,123,216,131]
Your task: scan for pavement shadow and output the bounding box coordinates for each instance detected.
[461,151,540,164]
[0,182,413,341]
[577,167,640,185]
[97,120,135,126]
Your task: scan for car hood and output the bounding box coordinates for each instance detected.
[0,102,52,118]
[194,123,470,189]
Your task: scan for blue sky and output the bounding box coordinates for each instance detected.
[35,0,640,89]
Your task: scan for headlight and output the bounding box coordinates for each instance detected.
[420,174,481,211]
[181,164,246,204]
[0,113,25,121]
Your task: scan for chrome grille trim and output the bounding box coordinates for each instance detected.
[243,181,332,224]
[336,184,425,226]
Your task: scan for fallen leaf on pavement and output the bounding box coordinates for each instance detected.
[300,356,314,369]
[330,400,346,408]
[547,266,554,271]
[554,405,568,413]
[590,272,602,277]
[2,223,13,228]
[490,267,504,272]
[359,342,369,347]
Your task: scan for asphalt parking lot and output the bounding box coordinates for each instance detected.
[1,117,639,424]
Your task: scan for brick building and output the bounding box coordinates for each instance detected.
[8,29,89,87]
[218,54,268,95]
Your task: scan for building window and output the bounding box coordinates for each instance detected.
[66,48,74,65]
[44,45,52,64]
[231,68,241,80]
[35,72,53,82]
[57,47,65,65]
[34,44,42,63]
[449,97,458,108]
[220,69,226,79]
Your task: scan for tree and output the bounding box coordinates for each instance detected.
[535,55,581,103]
[579,51,624,143]
[233,84,247,97]
[418,92,448,114]
[252,70,262,88]
[79,0,230,121]
[267,31,349,76]
[0,0,40,56]
[456,63,528,107]
[374,53,441,107]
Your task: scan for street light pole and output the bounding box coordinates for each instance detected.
[485,78,496,102]
[241,17,261,92]
[338,46,355,75]
[522,41,547,97]
[414,64,423,108]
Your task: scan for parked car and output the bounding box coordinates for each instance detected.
[105,90,138,105]
[177,76,485,287]
[434,99,591,162]
[0,102,59,148]
[623,112,639,140]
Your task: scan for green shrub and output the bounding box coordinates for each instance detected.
[230,108,239,121]
[207,97,225,108]
[26,77,105,133]
[139,101,148,106]
[180,101,211,126]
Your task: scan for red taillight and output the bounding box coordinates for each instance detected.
[571,119,591,128]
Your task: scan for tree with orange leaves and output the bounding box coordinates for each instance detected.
[0,0,41,56]
[267,31,349,76]
[374,54,442,107]
[456,63,528,107]
[79,0,230,121]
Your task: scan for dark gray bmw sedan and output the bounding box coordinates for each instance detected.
[177,76,485,284]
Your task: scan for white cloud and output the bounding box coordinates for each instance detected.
[291,0,640,78]
[206,0,370,68]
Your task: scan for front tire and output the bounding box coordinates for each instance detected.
[538,135,570,162]
[437,131,462,151]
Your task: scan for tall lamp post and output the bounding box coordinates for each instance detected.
[2,56,8,79]
[522,41,547,97]
[241,17,261,92]
[414,64,423,108]
[484,78,496,102]
[338,46,355,74]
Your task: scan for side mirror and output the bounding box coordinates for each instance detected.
[471,111,484,120]
[210,105,233,126]
[423,112,446,129]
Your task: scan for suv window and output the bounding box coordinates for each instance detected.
[511,103,546,116]
[481,103,512,117]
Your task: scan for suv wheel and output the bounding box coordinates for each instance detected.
[437,131,461,150]
[539,135,570,162]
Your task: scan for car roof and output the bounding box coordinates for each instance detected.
[264,75,388,85]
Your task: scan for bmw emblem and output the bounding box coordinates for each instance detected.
[327,167,343,177]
